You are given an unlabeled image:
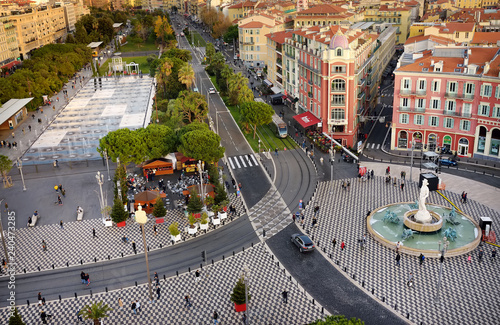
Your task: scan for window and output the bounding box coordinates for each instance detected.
[432,81,440,92]
[418,79,426,90]
[463,103,472,117]
[331,94,345,105]
[447,81,457,93]
[495,86,500,99]
[401,97,409,108]
[481,84,492,97]
[444,117,454,129]
[464,83,475,94]
[332,65,346,73]
[331,108,345,120]
[478,104,490,116]
[331,79,346,92]
[401,78,411,89]
[430,99,441,110]
[493,106,500,118]
[399,113,409,124]
[445,100,456,112]
[256,46,260,51]
[416,98,425,109]
[460,120,471,131]
[336,48,342,56]
[429,116,439,127]
[414,115,424,125]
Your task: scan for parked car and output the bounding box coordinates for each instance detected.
[180,32,184,37]
[439,157,457,166]
[193,87,199,93]
[291,233,315,252]
[209,87,216,94]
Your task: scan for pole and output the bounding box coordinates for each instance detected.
[96,172,105,222]
[410,140,414,182]
[198,160,204,204]
[17,159,26,191]
[216,111,219,134]
[243,265,250,324]
[330,149,334,193]
[435,238,448,303]
[141,223,154,301]
[104,150,111,181]
[0,199,9,264]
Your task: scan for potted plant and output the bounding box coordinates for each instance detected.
[230,276,250,312]
[211,204,221,225]
[152,196,166,220]
[187,213,198,234]
[218,202,228,220]
[200,212,209,230]
[169,222,181,242]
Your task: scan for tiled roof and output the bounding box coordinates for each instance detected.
[404,34,455,45]
[265,30,293,44]
[484,52,500,77]
[437,22,475,33]
[471,32,500,45]
[297,4,347,15]
[239,21,272,28]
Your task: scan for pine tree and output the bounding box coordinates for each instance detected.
[187,191,203,214]
[152,196,166,218]
[214,183,228,206]
[9,308,26,325]
[230,276,250,305]
[110,197,127,223]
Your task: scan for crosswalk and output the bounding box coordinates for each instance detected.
[365,143,381,150]
[227,154,259,169]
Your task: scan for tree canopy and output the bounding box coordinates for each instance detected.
[239,101,274,138]
[223,25,239,43]
[309,315,364,325]
[79,301,112,325]
[228,72,253,105]
[0,155,13,180]
[8,308,25,325]
[179,128,225,164]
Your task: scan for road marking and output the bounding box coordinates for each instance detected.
[233,157,241,168]
[376,144,380,150]
[250,154,258,165]
[228,157,235,169]
[239,156,247,167]
[371,143,375,149]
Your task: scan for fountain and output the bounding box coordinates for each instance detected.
[366,179,481,257]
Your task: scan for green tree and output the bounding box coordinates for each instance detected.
[214,183,228,206]
[163,48,192,62]
[187,190,203,214]
[179,129,225,164]
[223,24,238,43]
[152,196,166,218]
[228,72,253,106]
[79,301,112,325]
[9,307,25,325]
[0,155,12,182]
[206,43,215,64]
[177,121,209,139]
[219,64,233,94]
[110,197,127,223]
[66,34,76,44]
[98,17,115,42]
[178,63,195,90]
[309,315,364,325]
[113,163,128,203]
[230,276,250,305]
[97,128,146,165]
[136,124,176,160]
[175,90,208,123]
[239,101,274,138]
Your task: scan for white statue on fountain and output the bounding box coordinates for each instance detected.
[415,179,432,223]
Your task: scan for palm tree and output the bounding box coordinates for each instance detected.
[79,301,112,325]
[0,155,13,188]
[220,64,233,92]
[157,58,173,97]
[178,63,195,90]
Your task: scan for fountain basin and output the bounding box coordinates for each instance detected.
[403,210,443,232]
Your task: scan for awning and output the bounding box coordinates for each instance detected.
[263,79,273,87]
[1,60,20,70]
[270,86,281,94]
[293,111,321,128]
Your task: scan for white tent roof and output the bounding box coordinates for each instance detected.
[0,98,33,125]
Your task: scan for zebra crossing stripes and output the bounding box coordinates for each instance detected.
[228,154,259,169]
[365,143,381,150]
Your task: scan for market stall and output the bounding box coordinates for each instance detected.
[134,190,166,214]
[142,158,174,177]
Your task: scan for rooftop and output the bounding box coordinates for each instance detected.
[0,98,33,125]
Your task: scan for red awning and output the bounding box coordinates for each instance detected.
[1,60,20,70]
[293,111,321,128]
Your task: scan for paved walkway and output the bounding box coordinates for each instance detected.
[0,243,325,324]
[296,175,500,325]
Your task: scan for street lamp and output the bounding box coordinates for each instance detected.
[329,149,335,194]
[241,263,251,325]
[95,171,105,223]
[135,204,154,302]
[197,160,205,204]
[16,158,26,191]
[435,236,450,303]
[410,140,415,182]
[104,150,111,181]
[0,199,9,264]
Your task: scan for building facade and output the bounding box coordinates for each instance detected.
[391,47,500,161]
[0,16,20,69]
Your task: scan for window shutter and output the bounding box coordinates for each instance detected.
[471,83,475,95]
[450,118,454,129]
[481,84,484,97]
[496,86,500,99]
[428,116,432,126]
[492,106,497,118]
[446,81,450,92]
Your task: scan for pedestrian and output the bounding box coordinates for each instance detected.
[341,240,345,251]
[153,224,157,235]
[40,310,48,324]
[156,286,161,299]
[92,228,97,238]
[419,253,425,265]
[11,132,14,138]
[242,313,247,324]
[154,272,159,284]
[282,290,288,304]
[312,216,318,228]
[395,253,401,266]
[118,297,123,310]
[461,191,465,203]
[195,269,201,283]
[38,292,46,305]
[300,213,305,226]
[275,148,278,156]
[314,205,319,216]
[213,310,219,324]
[396,241,401,253]
[400,180,404,190]
[41,108,43,114]
[332,238,337,249]
[407,272,413,287]
[57,195,63,205]
[464,193,468,204]
[61,188,66,197]
[131,301,137,314]
[77,308,83,322]
[22,128,25,134]
[371,169,374,179]
[400,171,404,179]
[60,220,64,229]
[132,241,136,254]
[42,240,47,251]
[28,125,31,131]
[292,213,296,223]
[347,181,350,191]
[468,254,472,263]
[86,273,90,286]
[491,249,497,261]
[479,249,484,262]
[185,295,192,308]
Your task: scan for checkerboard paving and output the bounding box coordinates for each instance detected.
[297,176,500,325]
[248,187,292,238]
[0,195,244,275]
[0,243,324,324]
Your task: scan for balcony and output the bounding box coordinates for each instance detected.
[242,40,254,45]
[443,109,457,116]
[329,119,347,125]
[398,106,411,112]
[416,90,426,97]
[414,107,426,113]
[331,101,346,106]
[400,89,413,96]
[284,52,294,59]
[298,59,319,74]
[357,92,365,100]
[308,79,313,85]
[462,93,474,101]
[462,112,472,118]
[445,92,458,98]
[358,78,366,87]
[308,92,313,98]
[276,58,282,67]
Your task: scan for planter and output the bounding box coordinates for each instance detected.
[234,303,246,312]
[200,223,209,230]
[218,212,227,220]
[171,234,181,242]
[188,226,198,234]
[207,211,214,218]
[116,221,126,228]
[212,217,221,225]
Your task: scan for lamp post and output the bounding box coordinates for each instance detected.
[95,171,105,223]
[135,204,154,302]
[435,236,449,303]
[410,140,415,182]
[0,199,9,264]
[104,150,111,181]
[258,139,261,154]
[330,148,334,194]
[198,160,205,204]
[16,158,26,191]
[241,263,251,324]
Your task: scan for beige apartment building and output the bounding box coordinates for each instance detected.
[7,5,67,59]
[265,30,292,91]
[63,2,76,33]
[0,16,20,69]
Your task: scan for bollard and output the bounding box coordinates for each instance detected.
[176,271,179,277]
[27,300,30,307]
[362,281,365,287]
[290,275,292,281]
[263,229,266,237]
[24,269,26,273]
[372,288,375,294]
[135,281,137,287]
[277,261,280,267]
[223,255,225,260]
[353,274,356,280]
[233,251,235,256]
[163,275,166,280]
[407,313,410,319]
[344,266,347,272]
[242,246,245,252]
[52,264,55,269]
[172,240,175,245]
[106,287,108,293]
[329,254,332,259]
[200,263,203,269]
[394,304,397,310]
[382,297,385,302]
[321,307,324,314]
[189,267,191,273]
[66,262,69,267]
[272,255,274,260]
[90,290,92,298]
[94,257,97,262]
[148,246,150,251]
[212,259,214,265]
[121,253,123,257]
[160,244,162,249]
[251,242,254,247]
[75,293,77,299]
[108,255,110,260]
[312,299,315,305]
[317,240,320,246]
[283,269,285,274]
[336,260,339,265]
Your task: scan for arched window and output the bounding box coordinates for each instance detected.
[398,131,408,149]
[336,48,342,56]
[331,79,346,92]
[458,138,469,156]
[413,132,423,149]
[490,128,500,156]
[428,134,437,151]
[477,126,487,153]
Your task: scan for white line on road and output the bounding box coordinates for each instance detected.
[233,157,241,168]
[371,143,375,149]
[250,154,258,166]
[239,156,247,168]
[228,157,235,169]
[376,144,380,150]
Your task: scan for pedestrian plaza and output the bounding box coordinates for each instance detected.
[21,76,155,165]
[298,175,500,325]
[0,243,324,324]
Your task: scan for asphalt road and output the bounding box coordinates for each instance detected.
[0,214,258,307]
[267,223,407,325]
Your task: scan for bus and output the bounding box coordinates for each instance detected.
[271,113,287,138]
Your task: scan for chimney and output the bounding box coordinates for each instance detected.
[431,59,435,66]
[484,61,490,74]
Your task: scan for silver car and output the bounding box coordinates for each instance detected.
[291,233,315,253]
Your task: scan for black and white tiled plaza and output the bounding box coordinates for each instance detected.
[1,243,325,324]
[0,195,244,275]
[299,176,500,325]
